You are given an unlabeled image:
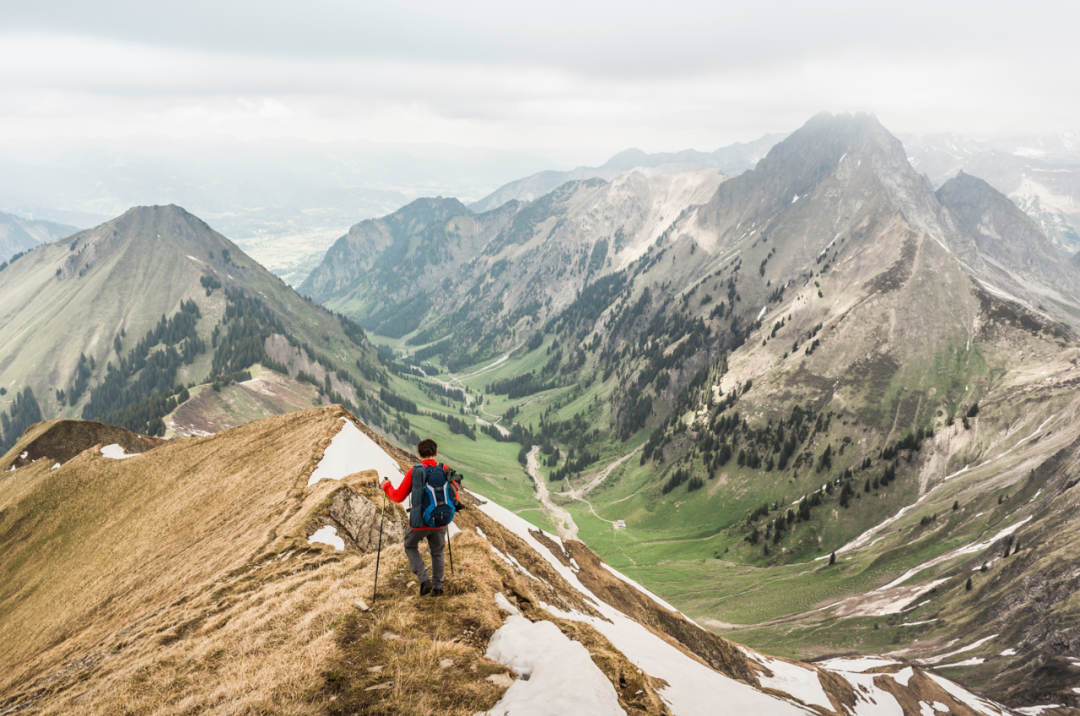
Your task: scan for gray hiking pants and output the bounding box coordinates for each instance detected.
[403,526,446,588]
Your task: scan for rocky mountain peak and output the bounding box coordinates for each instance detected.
[756,111,901,175]
[387,195,472,232]
[937,171,1080,294]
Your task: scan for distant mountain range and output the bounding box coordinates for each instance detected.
[0,209,78,262]
[903,132,1080,257]
[468,133,784,213]
[0,137,562,285]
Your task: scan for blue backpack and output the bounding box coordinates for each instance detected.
[409,463,458,529]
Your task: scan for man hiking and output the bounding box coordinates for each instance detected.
[379,438,461,597]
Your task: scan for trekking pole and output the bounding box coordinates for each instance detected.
[447,527,455,578]
[372,484,386,602]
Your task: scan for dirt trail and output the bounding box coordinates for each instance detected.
[570,445,643,499]
[474,415,511,438]
[527,446,579,541]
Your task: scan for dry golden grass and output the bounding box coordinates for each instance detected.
[0,407,352,710]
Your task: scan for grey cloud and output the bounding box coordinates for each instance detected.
[6,0,1077,79]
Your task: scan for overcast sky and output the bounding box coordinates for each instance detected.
[3,0,1077,165]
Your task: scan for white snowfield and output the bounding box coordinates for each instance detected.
[748,650,833,710]
[484,593,626,716]
[937,658,985,668]
[101,444,140,460]
[920,634,999,666]
[307,418,404,487]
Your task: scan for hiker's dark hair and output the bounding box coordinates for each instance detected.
[418,438,438,458]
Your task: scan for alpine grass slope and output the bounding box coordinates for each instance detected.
[0,408,1027,716]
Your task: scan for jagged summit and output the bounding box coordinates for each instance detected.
[754,111,900,178]
[936,171,1079,295]
[299,196,475,303]
[0,408,1017,715]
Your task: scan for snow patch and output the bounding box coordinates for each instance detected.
[307,418,404,487]
[52,463,60,470]
[752,655,833,710]
[937,657,985,668]
[926,673,1009,714]
[308,525,344,551]
[483,611,625,716]
[921,634,998,665]
[881,517,1032,590]
[1000,648,1017,656]
[472,494,807,715]
[817,656,901,673]
[892,667,915,686]
[494,592,520,616]
[943,465,969,481]
[542,601,807,716]
[101,444,139,460]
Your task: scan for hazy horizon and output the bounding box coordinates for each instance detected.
[4,1,1079,166]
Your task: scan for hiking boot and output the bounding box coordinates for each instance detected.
[419,580,433,597]
[432,587,444,597]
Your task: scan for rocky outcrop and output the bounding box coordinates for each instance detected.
[325,481,407,552]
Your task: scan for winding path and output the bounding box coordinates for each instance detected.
[569,445,644,499]
[527,446,580,541]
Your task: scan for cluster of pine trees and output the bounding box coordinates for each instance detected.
[211,289,283,376]
[0,388,43,453]
[485,371,554,399]
[427,412,476,441]
[95,384,191,436]
[661,467,704,494]
[549,445,597,481]
[81,301,205,433]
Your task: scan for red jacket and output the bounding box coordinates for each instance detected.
[383,458,458,530]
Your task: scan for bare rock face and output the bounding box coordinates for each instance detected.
[937,171,1080,296]
[328,486,406,552]
[300,197,472,303]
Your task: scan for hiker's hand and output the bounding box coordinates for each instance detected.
[379,476,389,487]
